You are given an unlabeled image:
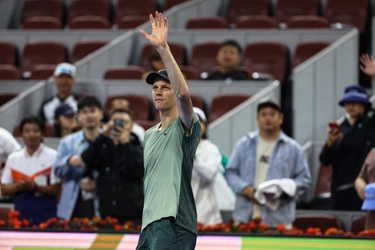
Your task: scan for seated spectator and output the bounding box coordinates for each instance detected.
[205,40,249,81]
[1,116,60,225]
[54,96,103,220]
[355,148,375,229]
[53,104,78,137]
[320,85,372,211]
[39,63,79,124]
[109,97,145,144]
[225,97,311,228]
[141,51,165,80]
[191,107,222,225]
[81,109,144,224]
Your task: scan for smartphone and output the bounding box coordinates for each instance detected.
[328,121,340,130]
[114,118,124,127]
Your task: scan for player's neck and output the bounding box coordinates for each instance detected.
[159,108,178,130]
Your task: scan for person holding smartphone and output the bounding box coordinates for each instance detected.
[81,109,144,224]
[320,84,372,211]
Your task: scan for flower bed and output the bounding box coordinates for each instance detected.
[1,210,375,237]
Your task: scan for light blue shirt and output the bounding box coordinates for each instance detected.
[54,130,99,219]
[225,131,311,227]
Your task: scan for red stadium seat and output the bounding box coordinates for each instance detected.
[115,0,157,23]
[314,164,332,198]
[22,16,62,29]
[235,15,278,29]
[116,16,149,29]
[21,0,63,25]
[242,42,288,82]
[190,94,206,113]
[69,16,109,29]
[0,42,17,65]
[190,41,221,74]
[29,64,56,80]
[186,17,228,29]
[274,0,319,24]
[287,16,330,29]
[68,0,110,23]
[105,94,151,120]
[21,41,66,77]
[103,66,146,79]
[71,41,107,63]
[350,216,366,235]
[179,66,201,80]
[293,214,343,232]
[0,93,18,106]
[208,94,251,123]
[226,0,269,25]
[0,65,21,80]
[293,41,330,68]
[163,0,189,11]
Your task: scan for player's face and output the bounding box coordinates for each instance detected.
[152,79,176,111]
[21,123,43,149]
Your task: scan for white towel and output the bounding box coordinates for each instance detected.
[254,178,297,211]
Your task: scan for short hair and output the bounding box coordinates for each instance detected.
[149,51,162,63]
[19,115,45,134]
[78,95,102,111]
[220,40,242,54]
[111,97,133,111]
[110,108,133,119]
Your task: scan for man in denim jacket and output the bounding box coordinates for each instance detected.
[225,97,311,228]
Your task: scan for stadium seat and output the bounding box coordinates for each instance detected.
[115,0,157,23]
[21,42,66,77]
[190,41,221,74]
[105,94,151,120]
[163,0,189,11]
[0,93,18,106]
[69,16,110,29]
[0,42,17,65]
[226,0,269,25]
[274,0,319,24]
[350,216,366,235]
[103,66,146,79]
[186,17,228,29]
[179,65,201,80]
[140,43,185,70]
[242,42,288,82]
[293,214,343,232]
[293,41,330,68]
[29,64,56,80]
[324,0,368,32]
[190,94,206,113]
[68,0,110,23]
[235,15,278,29]
[71,41,107,63]
[22,16,62,29]
[287,16,330,29]
[13,122,55,137]
[0,65,21,80]
[0,207,10,221]
[208,94,251,123]
[314,164,332,198]
[21,0,63,26]
[116,16,149,29]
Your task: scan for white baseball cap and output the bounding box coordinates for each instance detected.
[54,63,76,78]
[193,107,207,123]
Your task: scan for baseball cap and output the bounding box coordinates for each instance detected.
[146,69,170,85]
[54,63,76,78]
[257,97,282,112]
[193,107,207,123]
[54,104,75,119]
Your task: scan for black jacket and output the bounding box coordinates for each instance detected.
[319,116,374,191]
[81,133,144,221]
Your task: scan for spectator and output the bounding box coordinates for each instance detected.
[355,148,375,229]
[39,63,79,124]
[204,40,248,81]
[191,107,222,225]
[320,85,372,211]
[141,51,165,80]
[360,54,375,82]
[81,109,144,223]
[1,116,60,225]
[109,97,145,144]
[53,104,78,137]
[54,96,103,220]
[225,97,311,228]
[0,127,21,178]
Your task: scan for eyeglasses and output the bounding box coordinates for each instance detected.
[56,67,75,75]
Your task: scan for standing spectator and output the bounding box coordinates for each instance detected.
[53,104,78,137]
[1,116,60,225]
[320,85,371,210]
[360,54,375,82]
[54,96,103,220]
[136,12,201,250]
[225,97,311,228]
[355,148,375,229]
[109,97,145,144]
[39,63,79,124]
[204,40,248,81]
[81,109,144,224]
[191,107,222,226]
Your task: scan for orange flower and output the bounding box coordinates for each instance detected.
[197,222,204,231]
[276,224,286,233]
[253,217,262,225]
[113,224,123,230]
[248,221,257,230]
[8,210,20,219]
[345,232,354,237]
[0,220,6,227]
[238,224,248,231]
[22,219,30,227]
[213,223,222,231]
[39,222,49,229]
[259,223,268,231]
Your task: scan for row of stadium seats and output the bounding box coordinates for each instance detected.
[0,40,330,81]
